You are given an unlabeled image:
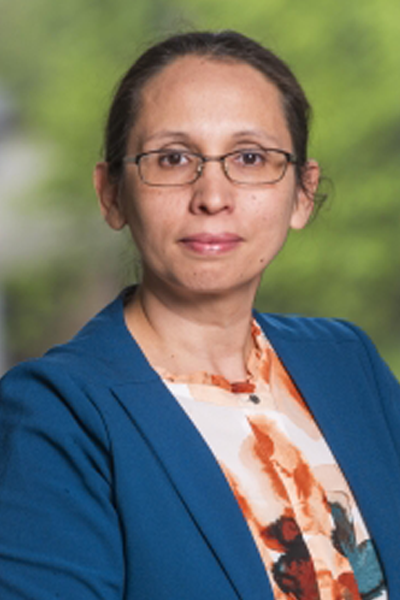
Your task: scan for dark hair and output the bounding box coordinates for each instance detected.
[104,30,324,207]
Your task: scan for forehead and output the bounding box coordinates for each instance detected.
[130,55,290,148]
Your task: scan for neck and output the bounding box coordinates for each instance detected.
[124,279,259,381]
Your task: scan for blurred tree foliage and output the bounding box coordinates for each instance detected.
[1,0,400,375]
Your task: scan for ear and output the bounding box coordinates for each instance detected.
[290,159,320,230]
[93,162,126,230]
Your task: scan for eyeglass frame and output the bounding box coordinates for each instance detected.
[123,147,298,187]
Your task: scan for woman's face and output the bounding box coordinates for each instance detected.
[97,56,318,299]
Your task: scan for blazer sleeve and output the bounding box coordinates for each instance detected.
[0,361,125,600]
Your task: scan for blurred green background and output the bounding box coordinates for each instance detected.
[1,0,399,376]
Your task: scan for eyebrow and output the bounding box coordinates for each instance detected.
[139,131,190,145]
[231,129,282,146]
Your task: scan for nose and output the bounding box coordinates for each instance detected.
[189,159,235,215]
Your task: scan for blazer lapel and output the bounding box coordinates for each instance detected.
[113,378,273,600]
[259,313,400,590]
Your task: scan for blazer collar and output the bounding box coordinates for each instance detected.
[67,289,159,384]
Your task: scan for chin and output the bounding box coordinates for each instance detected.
[168,270,261,300]
[144,259,262,300]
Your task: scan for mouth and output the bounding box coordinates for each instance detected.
[179,233,243,255]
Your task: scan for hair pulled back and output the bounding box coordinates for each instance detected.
[104,30,316,198]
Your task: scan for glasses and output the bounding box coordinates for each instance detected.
[123,147,297,187]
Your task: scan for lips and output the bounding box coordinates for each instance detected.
[179,233,243,255]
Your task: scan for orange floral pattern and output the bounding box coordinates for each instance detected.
[157,321,387,599]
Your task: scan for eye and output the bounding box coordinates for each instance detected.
[234,149,268,167]
[157,151,191,168]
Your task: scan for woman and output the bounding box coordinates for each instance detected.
[0,31,399,600]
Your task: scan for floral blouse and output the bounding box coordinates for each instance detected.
[156,321,387,600]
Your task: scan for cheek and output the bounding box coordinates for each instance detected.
[246,194,297,260]
[126,197,178,256]
[249,193,296,231]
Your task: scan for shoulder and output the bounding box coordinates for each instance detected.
[0,295,134,481]
[256,311,370,345]
[1,288,154,392]
[0,289,155,442]
[0,350,113,458]
[255,311,392,383]
[257,312,400,404]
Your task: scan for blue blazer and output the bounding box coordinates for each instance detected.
[1,292,400,600]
